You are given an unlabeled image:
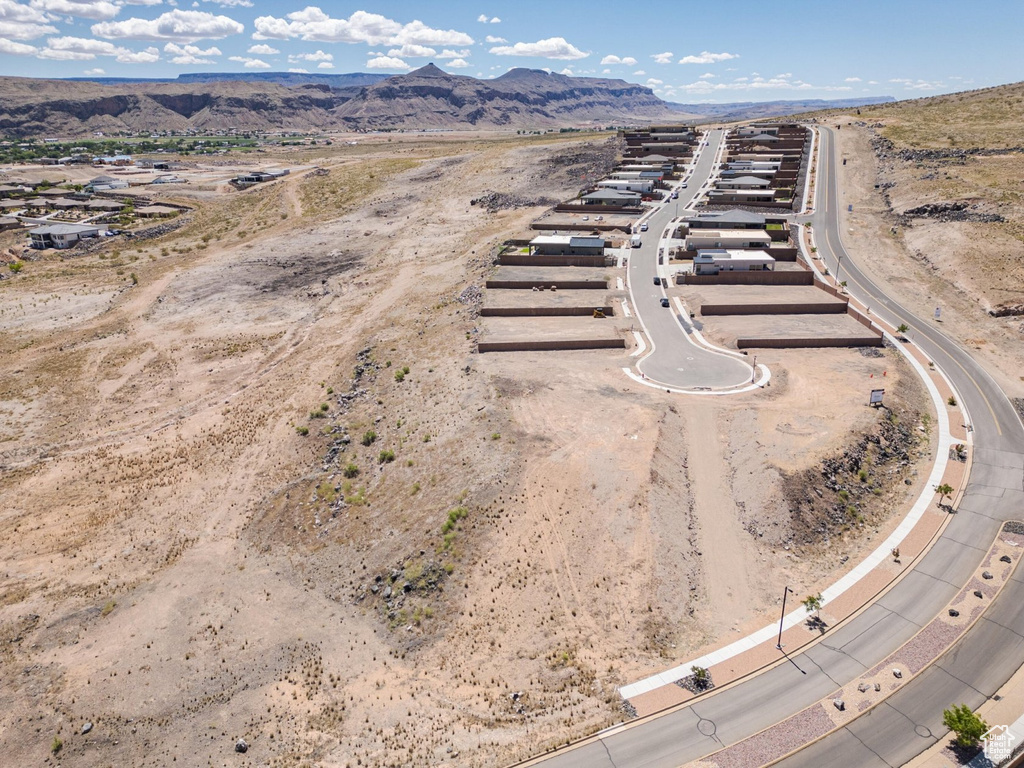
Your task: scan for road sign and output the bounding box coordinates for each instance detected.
[870,389,885,406]
[934,307,941,320]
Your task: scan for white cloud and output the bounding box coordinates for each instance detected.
[228,54,269,68]
[116,45,158,61]
[83,66,104,74]
[253,9,473,47]
[477,14,500,23]
[445,57,468,68]
[671,75,853,95]
[30,0,120,20]
[92,9,243,42]
[698,72,714,79]
[202,0,251,6]
[38,47,94,59]
[600,54,636,66]
[164,40,220,63]
[0,0,59,39]
[601,68,609,74]
[889,77,943,90]
[0,37,37,54]
[437,47,469,58]
[558,67,573,76]
[490,16,500,23]
[646,78,662,85]
[317,60,332,69]
[247,43,278,54]
[387,43,435,57]
[40,35,159,62]
[289,48,331,61]
[484,34,505,43]
[678,50,738,64]
[651,51,672,64]
[489,36,588,60]
[633,69,645,76]
[844,76,861,82]
[287,66,307,73]
[365,54,410,70]
[868,80,878,85]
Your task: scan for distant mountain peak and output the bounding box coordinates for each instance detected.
[408,63,448,77]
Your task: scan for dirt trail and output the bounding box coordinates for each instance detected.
[685,405,755,637]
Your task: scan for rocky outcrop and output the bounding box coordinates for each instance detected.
[898,201,1005,224]
[332,64,676,129]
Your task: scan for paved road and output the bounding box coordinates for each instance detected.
[775,127,1024,767]
[630,129,754,389]
[524,127,1024,768]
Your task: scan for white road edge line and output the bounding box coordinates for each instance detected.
[630,332,646,357]
[621,366,770,396]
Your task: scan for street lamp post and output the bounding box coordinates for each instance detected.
[751,355,758,383]
[776,586,794,650]
[835,252,843,286]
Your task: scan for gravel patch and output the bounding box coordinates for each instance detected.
[1003,521,1024,537]
[889,619,965,674]
[708,704,834,768]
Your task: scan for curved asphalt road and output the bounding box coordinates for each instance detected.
[631,129,754,389]
[775,127,1024,767]
[524,127,1024,768]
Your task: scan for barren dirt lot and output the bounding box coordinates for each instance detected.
[1,133,934,767]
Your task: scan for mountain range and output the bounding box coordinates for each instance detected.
[0,65,893,137]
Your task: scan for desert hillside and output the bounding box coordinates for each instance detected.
[0,130,935,766]
[818,81,1024,398]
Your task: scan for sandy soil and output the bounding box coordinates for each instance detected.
[0,132,935,767]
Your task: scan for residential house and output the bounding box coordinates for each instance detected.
[686,210,767,230]
[684,229,772,251]
[580,189,642,207]
[86,199,124,213]
[694,249,775,275]
[596,179,654,194]
[92,154,133,166]
[529,235,606,256]
[87,175,129,192]
[716,175,772,190]
[29,223,101,249]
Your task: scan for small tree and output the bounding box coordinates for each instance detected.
[802,593,824,618]
[691,665,710,691]
[935,483,955,507]
[897,323,909,337]
[942,703,988,748]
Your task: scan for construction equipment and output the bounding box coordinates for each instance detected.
[592,308,606,319]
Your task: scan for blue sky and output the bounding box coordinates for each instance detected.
[1,0,1022,103]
